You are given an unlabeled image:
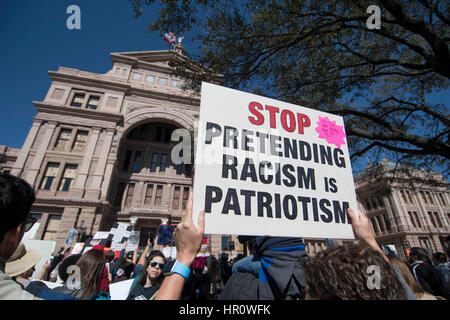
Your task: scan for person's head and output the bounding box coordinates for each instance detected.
[5,243,41,279]
[207,256,221,284]
[0,173,36,260]
[389,255,426,299]
[58,254,81,282]
[104,250,115,264]
[219,253,228,264]
[139,250,166,287]
[76,249,105,299]
[306,244,406,300]
[408,247,431,264]
[432,252,447,266]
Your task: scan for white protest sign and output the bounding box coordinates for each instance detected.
[109,279,134,300]
[21,239,56,279]
[110,223,133,251]
[192,82,357,239]
[90,231,110,246]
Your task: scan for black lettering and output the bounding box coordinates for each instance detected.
[334,148,346,168]
[312,197,319,221]
[222,154,238,179]
[242,129,254,152]
[319,199,333,223]
[240,189,256,216]
[284,137,298,159]
[205,186,222,213]
[298,140,311,161]
[282,164,295,187]
[270,134,283,156]
[222,188,241,215]
[205,122,222,144]
[259,161,273,184]
[297,167,316,190]
[255,132,268,154]
[240,158,257,182]
[257,192,273,218]
[274,193,282,219]
[297,196,311,221]
[319,145,333,166]
[283,195,297,220]
[224,126,238,148]
[334,201,350,224]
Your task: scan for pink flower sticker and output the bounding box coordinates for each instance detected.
[315,116,347,148]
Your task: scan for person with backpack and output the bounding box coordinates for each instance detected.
[432,252,450,299]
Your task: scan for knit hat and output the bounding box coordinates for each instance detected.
[5,243,42,277]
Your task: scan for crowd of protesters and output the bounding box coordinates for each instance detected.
[1,172,449,300]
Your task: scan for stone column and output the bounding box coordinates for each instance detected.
[383,196,399,232]
[390,188,410,232]
[412,189,433,231]
[11,120,42,177]
[56,207,80,249]
[90,129,115,200]
[71,127,101,198]
[26,121,57,187]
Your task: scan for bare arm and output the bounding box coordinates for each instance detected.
[138,239,152,266]
[347,208,389,263]
[132,247,138,265]
[155,192,205,300]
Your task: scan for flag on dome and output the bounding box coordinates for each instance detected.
[163,32,177,46]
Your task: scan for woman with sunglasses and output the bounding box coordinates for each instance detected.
[127,250,166,300]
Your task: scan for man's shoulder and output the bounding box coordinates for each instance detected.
[0,271,36,300]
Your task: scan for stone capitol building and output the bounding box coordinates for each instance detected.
[1,47,449,258]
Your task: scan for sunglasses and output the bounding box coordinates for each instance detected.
[24,216,38,232]
[149,261,165,269]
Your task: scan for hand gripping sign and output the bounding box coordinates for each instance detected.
[192,82,357,239]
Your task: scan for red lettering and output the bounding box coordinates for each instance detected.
[248,102,264,126]
[265,105,280,129]
[281,109,296,133]
[297,113,311,134]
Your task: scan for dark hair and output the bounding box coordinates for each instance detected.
[138,250,166,287]
[58,254,82,282]
[410,247,431,264]
[76,249,105,299]
[0,173,35,243]
[207,256,222,284]
[306,244,407,300]
[432,252,447,265]
[104,250,115,263]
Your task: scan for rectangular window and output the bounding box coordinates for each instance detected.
[371,217,379,233]
[408,211,416,228]
[87,96,100,110]
[43,215,61,241]
[144,184,154,205]
[434,212,443,228]
[383,215,391,231]
[377,196,385,207]
[438,193,447,206]
[122,149,132,170]
[132,151,142,172]
[58,164,78,191]
[125,183,135,207]
[221,236,231,251]
[154,185,163,205]
[371,198,378,209]
[72,131,88,151]
[426,192,434,204]
[414,212,422,228]
[182,187,189,210]
[160,154,167,172]
[114,182,126,206]
[421,191,428,204]
[55,129,72,150]
[400,190,407,203]
[406,191,414,204]
[71,93,85,107]
[40,163,59,190]
[377,216,385,232]
[365,198,372,210]
[150,153,159,172]
[173,186,180,209]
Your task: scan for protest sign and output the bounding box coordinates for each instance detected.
[64,228,78,247]
[21,239,56,279]
[90,231,110,247]
[192,82,357,239]
[126,231,140,252]
[109,223,133,251]
[109,279,134,300]
[71,242,85,254]
[162,246,177,260]
[23,223,40,241]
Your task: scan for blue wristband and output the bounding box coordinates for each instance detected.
[170,260,191,280]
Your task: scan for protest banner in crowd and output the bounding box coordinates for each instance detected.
[193,82,357,239]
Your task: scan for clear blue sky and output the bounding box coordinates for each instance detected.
[0,0,194,148]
